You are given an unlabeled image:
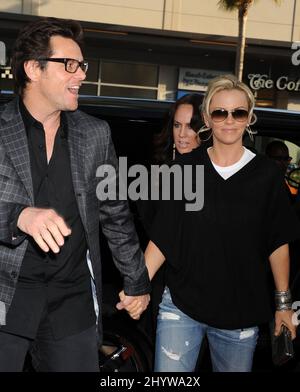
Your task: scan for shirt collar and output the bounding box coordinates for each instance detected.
[19,99,43,135]
[19,99,68,139]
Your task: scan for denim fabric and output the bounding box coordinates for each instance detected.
[155,287,259,372]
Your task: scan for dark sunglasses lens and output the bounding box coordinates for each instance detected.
[211,110,227,122]
[232,109,249,121]
[211,109,249,122]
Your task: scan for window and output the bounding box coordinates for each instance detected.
[100,61,158,99]
[244,134,300,165]
[83,59,159,99]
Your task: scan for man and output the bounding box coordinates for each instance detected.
[265,140,297,201]
[0,17,150,372]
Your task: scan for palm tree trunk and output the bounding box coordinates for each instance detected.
[235,6,248,81]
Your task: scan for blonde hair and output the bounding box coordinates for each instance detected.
[202,74,255,119]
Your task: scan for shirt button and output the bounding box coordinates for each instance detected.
[11,271,17,279]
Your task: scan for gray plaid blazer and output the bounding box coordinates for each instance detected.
[0,97,150,335]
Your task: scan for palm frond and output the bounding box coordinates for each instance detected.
[218,0,244,11]
[218,0,281,11]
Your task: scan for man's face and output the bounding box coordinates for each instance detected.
[268,147,291,173]
[33,35,86,113]
[272,156,291,173]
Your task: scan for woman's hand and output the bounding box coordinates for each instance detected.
[274,309,298,339]
[116,290,150,320]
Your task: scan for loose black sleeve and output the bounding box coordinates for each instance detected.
[149,198,185,269]
[267,169,300,256]
[149,148,203,267]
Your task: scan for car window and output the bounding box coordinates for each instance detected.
[244,134,300,165]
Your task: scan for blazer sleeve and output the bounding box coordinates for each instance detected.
[0,148,27,246]
[97,122,150,296]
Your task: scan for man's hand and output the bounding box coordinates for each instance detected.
[274,309,298,339]
[116,290,150,320]
[17,207,71,253]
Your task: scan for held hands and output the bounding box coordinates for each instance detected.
[274,309,298,339]
[116,290,150,320]
[17,207,71,253]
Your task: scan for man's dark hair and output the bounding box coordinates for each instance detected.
[265,140,289,159]
[11,17,84,96]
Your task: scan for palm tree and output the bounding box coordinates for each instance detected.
[218,0,281,81]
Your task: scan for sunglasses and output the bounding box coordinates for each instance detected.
[210,108,249,122]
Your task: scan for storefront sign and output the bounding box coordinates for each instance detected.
[248,74,300,91]
[178,68,224,91]
[291,42,300,66]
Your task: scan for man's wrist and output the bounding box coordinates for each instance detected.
[12,205,28,237]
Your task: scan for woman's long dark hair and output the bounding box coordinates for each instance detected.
[153,93,203,164]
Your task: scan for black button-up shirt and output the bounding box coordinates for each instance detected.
[2,101,96,339]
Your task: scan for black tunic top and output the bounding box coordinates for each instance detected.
[150,146,300,329]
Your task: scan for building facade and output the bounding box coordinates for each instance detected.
[0,0,300,110]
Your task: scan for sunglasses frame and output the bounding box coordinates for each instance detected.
[210,108,249,123]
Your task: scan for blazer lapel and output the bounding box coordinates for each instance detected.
[67,115,88,228]
[0,98,34,203]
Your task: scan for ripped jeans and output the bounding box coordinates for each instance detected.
[154,287,259,372]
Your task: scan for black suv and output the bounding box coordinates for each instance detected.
[1,93,300,372]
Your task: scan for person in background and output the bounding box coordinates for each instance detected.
[131,94,203,341]
[154,93,203,164]
[137,93,203,235]
[0,17,150,372]
[265,140,297,201]
[127,74,299,372]
[266,143,300,311]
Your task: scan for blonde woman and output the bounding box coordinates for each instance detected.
[122,75,299,372]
